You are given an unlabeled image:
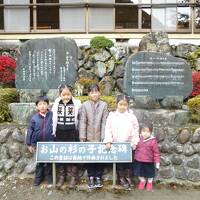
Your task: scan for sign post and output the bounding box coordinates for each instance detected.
[36,142,132,187]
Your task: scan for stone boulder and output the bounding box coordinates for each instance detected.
[139,31,171,54]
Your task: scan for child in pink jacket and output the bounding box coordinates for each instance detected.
[134,122,160,192]
[104,94,139,190]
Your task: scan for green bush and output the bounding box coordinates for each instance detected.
[187,95,200,123]
[187,48,200,70]
[77,96,116,111]
[0,88,18,122]
[90,36,114,49]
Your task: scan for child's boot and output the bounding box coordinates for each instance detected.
[146,182,153,191]
[69,166,79,189]
[118,170,129,189]
[57,165,65,188]
[125,169,134,188]
[138,181,146,190]
[88,177,95,189]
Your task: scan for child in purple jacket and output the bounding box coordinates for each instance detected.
[134,122,160,192]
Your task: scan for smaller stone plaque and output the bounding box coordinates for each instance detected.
[124,52,192,99]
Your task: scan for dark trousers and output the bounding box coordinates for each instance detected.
[86,163,104,178]
[35,163,52,183]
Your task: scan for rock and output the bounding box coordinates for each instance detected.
[0,161,4,171]
[160,156,171,166]
[106,59,115,74]
[160,96,183,109]
[160,143,173,154]
[15,159,28,174]
[0,172,7,180]
[174,110,190,126]
[172,44,199,58]
[9,103,36,125]
[138,31,171,54]
[196,58,200,71]
[4,160,15,173]
[193,143,200,153]
[0,144,10,159]
[94,61,106,78]
[184,144,195,156]
[175,166,187,180]
[78,59,85,68]
[187,158,199,169]
[173,144,184,154]
[165,127,177,142]
[12,128,25,143]
[99,76,115,95]
[116,78,124,92]
[78,48,84,60]
[188,170,200,182]
[83,60,94,70]
[177,129,191,144]
[78,68,96,79]
[110,46,126,60]
[113,64,124,79]
[19,89,58,103]
[159,168,174,179]
[191,128,200,143]
[94,49,111,62]
[24,160,36,174]
[0,128,11,143]
[8,143,21,162]
[153,127,165,142]
[133,96,160,109]
[171,155,183,165]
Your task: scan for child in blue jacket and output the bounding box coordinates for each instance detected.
[26,96,54,186]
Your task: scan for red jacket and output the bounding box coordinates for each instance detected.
[134,136,160,165]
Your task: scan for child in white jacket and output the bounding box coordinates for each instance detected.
[104,94,139,189]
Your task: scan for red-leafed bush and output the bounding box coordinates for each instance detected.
[191,71,200,97]
[0,55,16,86]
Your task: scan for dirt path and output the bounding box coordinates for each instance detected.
[0,178,200,200]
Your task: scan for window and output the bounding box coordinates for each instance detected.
[0,0,3,29]
[4,0,30,32]
[37,0,59,29]
[115,0,139,29]
[141,8,151,29]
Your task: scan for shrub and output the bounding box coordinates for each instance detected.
[90,36,114,49]
[187,95,200,123]
[187,48,200,70]
[0,55,16,87]
[77,96,116,111]
[0,88,18,122]
[191,71,200,97]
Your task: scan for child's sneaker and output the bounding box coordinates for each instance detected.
[146,182,153,191]
[88,177,95,189]
[95,177,103,188]
[138,181,145,190]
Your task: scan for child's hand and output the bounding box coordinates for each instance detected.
[27,146,35,153]
[105,143,112,150]
[132,144,136,150]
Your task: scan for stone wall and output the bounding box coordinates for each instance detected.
[1,113,200,185]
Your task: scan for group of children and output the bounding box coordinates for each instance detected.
[26,84,160,191]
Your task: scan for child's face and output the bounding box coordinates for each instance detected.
[89,89,100,102]
[36,101,48,114]
[60,88,72,103]
[117,100,128,113]
[141,127,151,139]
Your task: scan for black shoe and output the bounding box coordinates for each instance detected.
[95,177,103,188]
[34,179,42,186]
[88,177,95,189]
